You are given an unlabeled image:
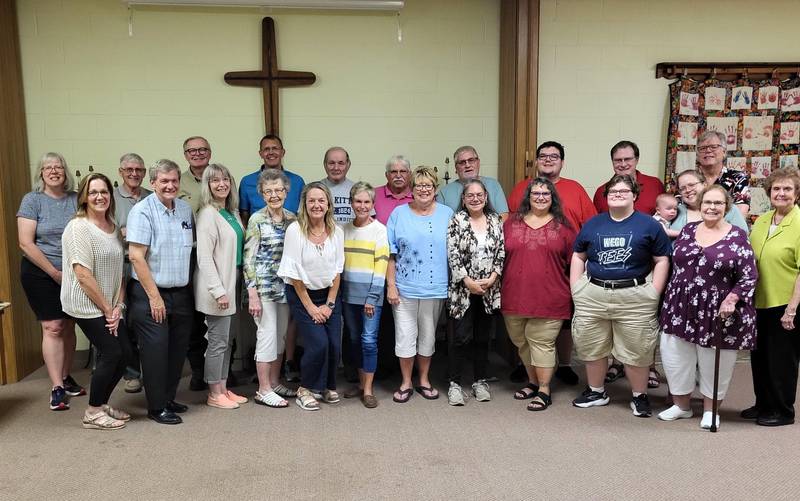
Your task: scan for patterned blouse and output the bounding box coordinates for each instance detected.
[659,222,758,350]
[715,167,751,207]
[243,207,296,302]
[446,210,505,319]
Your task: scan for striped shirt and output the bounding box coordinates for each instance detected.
[60,218,124,319]
[243,207,295,302]
[342,220,390,306]
[126,194,194,288]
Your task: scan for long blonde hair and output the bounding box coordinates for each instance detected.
[297,182,336,239]
[200,163,239,212]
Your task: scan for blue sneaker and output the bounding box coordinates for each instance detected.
[50,386,69,411]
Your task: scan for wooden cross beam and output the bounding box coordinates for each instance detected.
[224,17,316,136]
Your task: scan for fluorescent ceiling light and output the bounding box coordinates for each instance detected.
[124,0,404,10]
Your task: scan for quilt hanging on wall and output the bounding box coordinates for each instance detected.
[664,76,800,215]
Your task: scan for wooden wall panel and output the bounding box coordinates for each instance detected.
[498,0,539,192]
[0,0,40,383]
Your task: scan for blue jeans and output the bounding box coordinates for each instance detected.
[286,285,342,392]
[342,303,383,374]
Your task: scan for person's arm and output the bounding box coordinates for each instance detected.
[128,242,166,323]
[386,256,400,305]
[651,255,670,294]
[17,218,61,283]
[570,252,587,285]
[290,279,326,324]
[318,274,341,321]
[243,216,262,317]
[780,274,800,330]
[196,210,228,309]
[73,264,121,334]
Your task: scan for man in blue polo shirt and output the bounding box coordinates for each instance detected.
[128,159,195,425]
[239,134,305,225]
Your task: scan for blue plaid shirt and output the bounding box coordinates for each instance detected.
[126,194,194,288]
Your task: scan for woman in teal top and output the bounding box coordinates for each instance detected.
[195,164,248,410]
[746,167,800,427]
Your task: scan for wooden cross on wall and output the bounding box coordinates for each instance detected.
[224,17,316,136]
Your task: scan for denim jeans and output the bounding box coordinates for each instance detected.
[342,303,383,374]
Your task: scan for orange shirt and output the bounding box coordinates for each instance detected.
[507,176,597,230]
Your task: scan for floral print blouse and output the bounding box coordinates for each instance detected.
[446,210,505,319]
[659,222,758,350]
[243,207,296,302]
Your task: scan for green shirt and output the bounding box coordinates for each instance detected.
[220,209,244,266]
[751,205,800,309]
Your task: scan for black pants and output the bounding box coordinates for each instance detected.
[123,280,142,379]
[376,295,398,375]
[448,295,494,385]
[187,249,208,378]
[129,281,193,411]
[752,306,800,419]
[76,316,133,407]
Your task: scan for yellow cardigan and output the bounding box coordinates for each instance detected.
[750,205,800,309]
[194,206,243,316]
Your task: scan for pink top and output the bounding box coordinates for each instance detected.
[374,184,413,225]
[501,217,576,319]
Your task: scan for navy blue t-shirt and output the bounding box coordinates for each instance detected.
[574,211,672,281]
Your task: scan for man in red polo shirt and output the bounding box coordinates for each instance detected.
[507,141,596,386]
[592,140,664,215]
[374,155,413,225]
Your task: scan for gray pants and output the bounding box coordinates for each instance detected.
[204,315,233,384]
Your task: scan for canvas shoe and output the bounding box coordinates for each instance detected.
[572,387,610,408]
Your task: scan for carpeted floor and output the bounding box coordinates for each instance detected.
[1,353,799,500]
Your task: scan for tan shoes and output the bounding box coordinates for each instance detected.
[207,393,239,409]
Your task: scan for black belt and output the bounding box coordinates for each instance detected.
[589,275,649,290]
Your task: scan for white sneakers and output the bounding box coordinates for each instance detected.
[700,411,720,430]
[657,405,693,421]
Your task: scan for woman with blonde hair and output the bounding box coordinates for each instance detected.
[194,163,248,409]
[17,152,85,410]
[278,182,345,411]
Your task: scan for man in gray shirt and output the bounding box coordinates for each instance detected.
[437,145,509,220]
[319,146,355,225]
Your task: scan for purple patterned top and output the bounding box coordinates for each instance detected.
[659,222,757,350]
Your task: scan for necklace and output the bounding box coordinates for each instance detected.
[309,228,326,237]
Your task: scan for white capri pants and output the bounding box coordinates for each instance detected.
[253,299,290,363]
[660,333,738,400]
[392,296,444,358]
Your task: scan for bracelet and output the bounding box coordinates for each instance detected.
[787,312,796,317]
[115,303,127,311]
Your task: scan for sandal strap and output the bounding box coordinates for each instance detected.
[84,411,124,428]
[102,405,130,421]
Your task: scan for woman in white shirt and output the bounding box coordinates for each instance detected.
[278,182,344,411]
[61,173,131,430]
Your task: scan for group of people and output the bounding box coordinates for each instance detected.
[16,131,800,431]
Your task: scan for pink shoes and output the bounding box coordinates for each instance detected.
[226,390,248,404]
[207,393,239,409]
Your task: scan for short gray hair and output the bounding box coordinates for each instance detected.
[119,153,145,167]
[350,181,375,202]
[453,145,478,162]
[385,155,411,174]
[200,163,239,212]
[149,159,181,183]
[34,152,75,192]
[257,168,290,196]
[698,130,726,146]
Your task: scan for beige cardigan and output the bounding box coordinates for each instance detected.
[194,206,243,316]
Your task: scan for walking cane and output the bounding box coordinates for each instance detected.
[710,316,728,433]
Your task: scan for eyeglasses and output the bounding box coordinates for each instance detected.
[612,157,637,165]
[263,188,286,196]
[464,193,486,201]
[701,200,726,207]
[607,188,633,197]
[88,190,110,197]
[530,191,552,199]
[121,167,146,175]
[678,181,702,193]
[185,147,210,155]
[455,157,479,168]
[43,165,65,173]
[414,183,435,192]
[697,144,723,153]
[537,154,561,161]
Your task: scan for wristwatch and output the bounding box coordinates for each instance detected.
[326,301,335,309]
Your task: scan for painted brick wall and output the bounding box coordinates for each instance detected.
[18,0,500,187]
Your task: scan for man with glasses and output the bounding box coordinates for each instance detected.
[113,153,152,394]
[178,136,212,212]
[179,136,212,391]
[507,141,597,385]
[239,134,305,225]
[592,140,664,215]
[437,145,509,220]
[696,130,750,218]
[374,155,413,225]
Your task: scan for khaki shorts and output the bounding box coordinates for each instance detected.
[504,315,563,368]
[570,275,660,367]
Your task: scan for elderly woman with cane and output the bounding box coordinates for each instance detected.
[657,185,757,429]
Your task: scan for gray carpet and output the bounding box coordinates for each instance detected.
[1,355,799,500]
